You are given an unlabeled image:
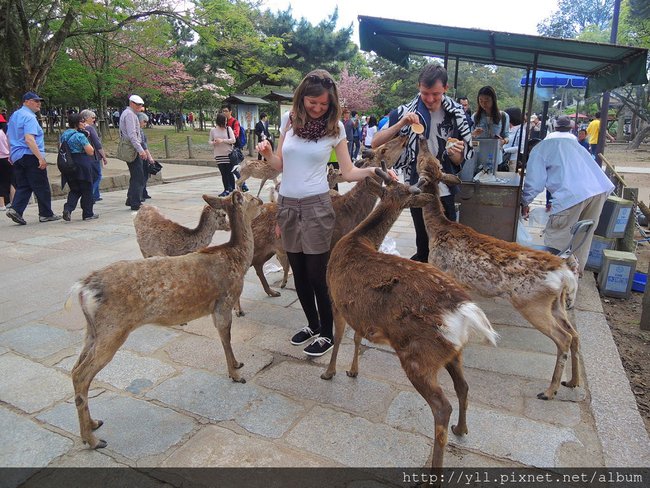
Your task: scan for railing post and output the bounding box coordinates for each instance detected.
[187,136,193,159]
[164,135,170,159]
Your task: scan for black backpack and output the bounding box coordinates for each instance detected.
[57,139,77,174]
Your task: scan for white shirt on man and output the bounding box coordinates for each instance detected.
[521,131,614,214]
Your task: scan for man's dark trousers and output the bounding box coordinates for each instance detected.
[126,155,145,209]
[12,154,55,217]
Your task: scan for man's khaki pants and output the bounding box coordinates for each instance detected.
[544,191,610,274]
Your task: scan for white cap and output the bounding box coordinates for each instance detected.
[129,94,144,105]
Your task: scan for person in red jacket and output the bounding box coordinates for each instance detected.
[221,104,249,192]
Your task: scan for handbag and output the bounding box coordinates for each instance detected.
[116,137,137,162]
[148,160,163,175]
[228,146,244,165]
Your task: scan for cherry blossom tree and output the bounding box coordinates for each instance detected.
[337,68,380,113]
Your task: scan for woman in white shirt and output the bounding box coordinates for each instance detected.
[364,115,378,148]
[257,69,387,357]
[502,107,526,172]
[209,113,237,196]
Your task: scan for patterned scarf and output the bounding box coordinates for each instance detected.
[393,94,473,183]
[293,116,328,142]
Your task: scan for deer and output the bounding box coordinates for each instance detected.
[416,136,580,401]
[66,191,262,449]
[134,204,230,258]
[322,164,498,469]
[233,159,280,198]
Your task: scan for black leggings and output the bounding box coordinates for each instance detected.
[286,251,333,340]
[217,162,236,191]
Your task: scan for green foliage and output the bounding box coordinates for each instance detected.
[40,54,93,108]
[537,0,615,38]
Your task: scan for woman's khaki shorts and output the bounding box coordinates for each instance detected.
[277,192,335,254]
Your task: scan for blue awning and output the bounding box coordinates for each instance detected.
[520,70,588,89]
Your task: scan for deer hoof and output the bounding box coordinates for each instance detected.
[537,391,555,400]
[234,361,244,369]
[268,290,281,297]
[235,310,245,317]
[346,370,358,378]
[561,380,578,388]
[94,439,108,449]
[451,424,468,436]
[280,283,287,289]
[232,376,246,384]
[91,419,103,430]
[320,371,335,380]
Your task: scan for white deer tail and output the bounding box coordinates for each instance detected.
[441,302,498,350]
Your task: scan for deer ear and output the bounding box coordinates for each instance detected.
[442,174,462,185]
[203,194,227,209]
[410,193,436,207]
[365,177,385,196]
[231,190,244,205]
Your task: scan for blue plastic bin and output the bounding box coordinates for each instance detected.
[632,272,647,293]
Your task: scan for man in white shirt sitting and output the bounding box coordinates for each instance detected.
[521,115,614,275]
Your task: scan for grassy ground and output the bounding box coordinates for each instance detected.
[45,125,225,161]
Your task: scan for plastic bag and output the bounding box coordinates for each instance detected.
[528,206,549,228]
[379,237,401,256]
[516,217,533,246]
[263,261,283,275]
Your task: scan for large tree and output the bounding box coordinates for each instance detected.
[0,0,190,111]
[537,0,615,38]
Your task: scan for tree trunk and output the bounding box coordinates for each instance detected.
[628,124,650,150]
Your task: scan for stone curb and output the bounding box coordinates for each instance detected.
[574,274,650,467]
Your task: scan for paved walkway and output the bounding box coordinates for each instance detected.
[1,161,648,485]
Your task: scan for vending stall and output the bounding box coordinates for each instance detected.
[357,16,648,241]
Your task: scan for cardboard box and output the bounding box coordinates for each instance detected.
[585,235,617,272]
[597,249,637,298]
[595,196,633,239]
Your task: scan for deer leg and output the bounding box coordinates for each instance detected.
[72,324,130,449]
[552,301,582,389]
[277,251,290,289]
[444,354,469,436]
[346,330,363,378]
[256,178,267,198]
[516,299,572,400]
[254,261,280,297]
[405,369,452,470]
[211,308,245,383]
[321,305,346,380]
[234,298,244,317]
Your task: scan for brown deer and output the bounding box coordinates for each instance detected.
[234,159,280,198]
[66,191,262,449]
[323,166,497,469]
[134,204,230,258]
[416,137,579,400]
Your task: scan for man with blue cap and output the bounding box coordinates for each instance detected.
[6,92,60,225]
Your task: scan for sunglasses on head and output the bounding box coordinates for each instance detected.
[306,75,335,89]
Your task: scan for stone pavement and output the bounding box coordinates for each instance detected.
[1,162,649,486]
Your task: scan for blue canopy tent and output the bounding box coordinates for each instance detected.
[520,70,588,89]
[520,70,589,137]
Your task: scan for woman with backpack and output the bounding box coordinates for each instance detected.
[60,113,98,221]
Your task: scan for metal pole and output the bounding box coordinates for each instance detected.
[595,0,621,165]
[453,57,460,91]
